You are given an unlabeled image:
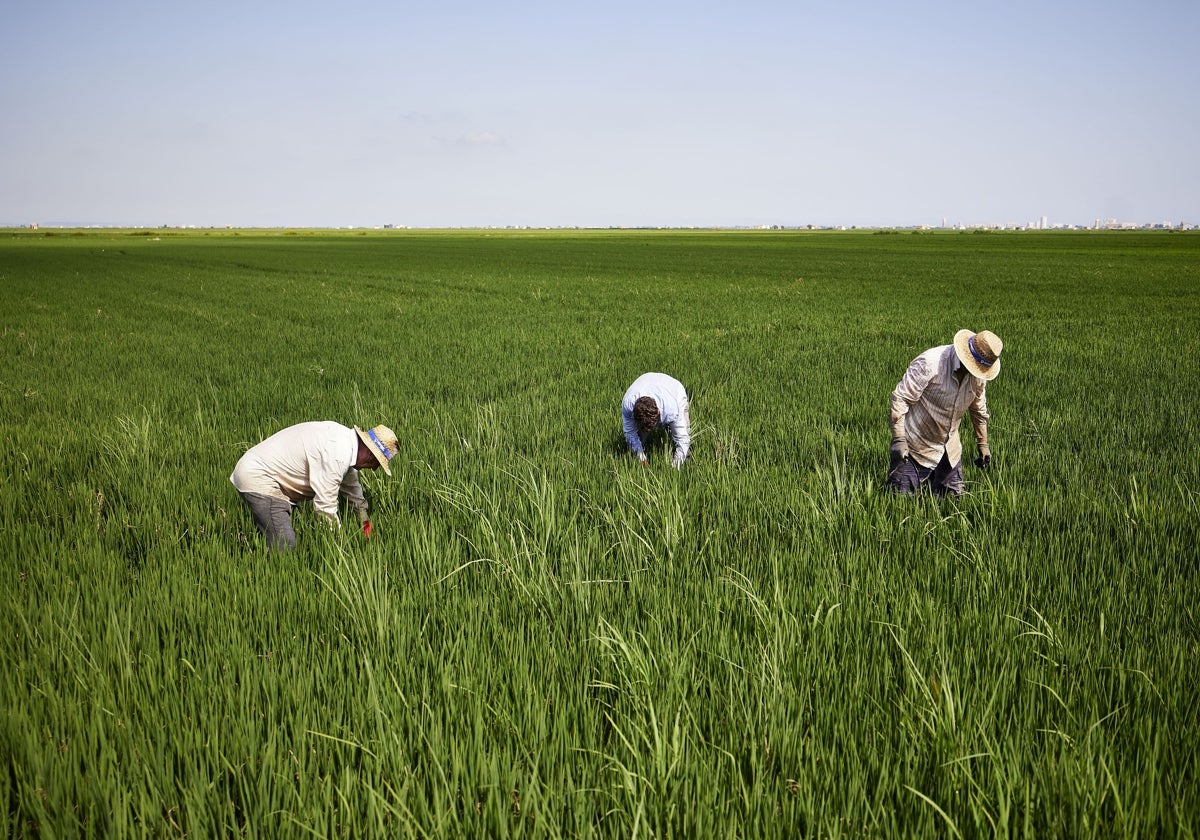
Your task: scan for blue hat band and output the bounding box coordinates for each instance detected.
[968,336,994,368]
[368,428,395,460]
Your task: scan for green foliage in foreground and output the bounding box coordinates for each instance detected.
[1,229,1198,838]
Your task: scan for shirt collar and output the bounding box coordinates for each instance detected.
[950,349,971,380]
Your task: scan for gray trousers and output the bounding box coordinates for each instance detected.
[888,451,965,498]
[238,492,297,551]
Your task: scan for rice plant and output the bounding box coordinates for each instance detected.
[1,227,1197,837]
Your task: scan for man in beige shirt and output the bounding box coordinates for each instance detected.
[889,330,1003,497]
[231,421,398,550]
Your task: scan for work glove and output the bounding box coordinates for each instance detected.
[889,438,910,470]
[362,520,373,537]
[975,443,991,469]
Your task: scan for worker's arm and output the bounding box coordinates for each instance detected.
[969,383,992,467]
[889,355,931,459]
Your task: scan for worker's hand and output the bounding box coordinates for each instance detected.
[889,438,909,468]
[975,443,991,469]
[362,520,373,537]
[639,454,649,467]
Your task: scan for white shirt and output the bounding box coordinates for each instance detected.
[230,421,369,526]
[890,345,990,469]
[621,372,691,467]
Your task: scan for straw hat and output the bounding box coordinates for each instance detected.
[355,424,399,476]
[953,329,1003,381]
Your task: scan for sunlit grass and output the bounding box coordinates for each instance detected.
[1,228,1198,836]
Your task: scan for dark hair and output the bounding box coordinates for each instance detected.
[632,397,660,437]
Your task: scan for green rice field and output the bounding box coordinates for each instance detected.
[1,228,1198,837]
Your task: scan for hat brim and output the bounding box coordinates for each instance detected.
[355,426,393,476]
[953,329,1001,381]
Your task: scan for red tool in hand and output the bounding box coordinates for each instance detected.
[362,520,373,537]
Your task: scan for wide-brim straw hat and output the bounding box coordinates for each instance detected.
[355,424,399,476]
[953,329,1003,381]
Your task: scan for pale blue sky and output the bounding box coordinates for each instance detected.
[2,1,1196,228]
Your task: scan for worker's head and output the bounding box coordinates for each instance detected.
[354,425,399,475]
[953,329,1003,381]
[632,397,661,438]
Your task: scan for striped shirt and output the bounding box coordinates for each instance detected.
[890,345,990,469]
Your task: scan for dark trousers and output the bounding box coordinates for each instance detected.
[238,491,297,551]
[888,451,965,498]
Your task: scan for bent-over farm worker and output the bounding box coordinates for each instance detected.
[888,329,1002,497]
[622,372,691,468]
[230,421,398,551]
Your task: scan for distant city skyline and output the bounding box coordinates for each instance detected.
[16,218,1195,233]
[14,213,1196,232]
[3,1,1197,229]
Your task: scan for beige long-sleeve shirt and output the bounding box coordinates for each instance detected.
[890,345,990,469]
[230,421,369,526]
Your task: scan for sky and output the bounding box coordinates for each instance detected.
[2,0,1197,229]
